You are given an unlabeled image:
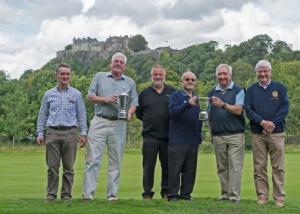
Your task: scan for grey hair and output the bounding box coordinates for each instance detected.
[150,64,166,75]
[215,64,232,76]
[255,60,272,71]
[111,52,127,64]
[181,70,196,80]
[56,63,71,73]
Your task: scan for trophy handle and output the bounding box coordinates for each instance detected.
[126,96,133,110]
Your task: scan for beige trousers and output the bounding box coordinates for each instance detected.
[213,133,245,201]
[252,133,285,200]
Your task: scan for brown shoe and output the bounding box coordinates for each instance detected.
[275,198,285,208]
[61,196,71,202]
[81,197,92,203]
[44,195,56,203]
[257,195,268,205]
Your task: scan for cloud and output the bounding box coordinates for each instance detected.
[144,12,224,49]
[27,0,82,20]
[210,3,300,49]
[0,15,142,78]
[261,0,300,27]
[0,1,20,25]
[1,0,300,79]
[162,0,259,19]
[81,0,95,13]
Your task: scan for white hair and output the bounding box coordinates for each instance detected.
[255,60,272,71]
[111,52,127,64]
[215,64,232,76]
[181,70,196,80]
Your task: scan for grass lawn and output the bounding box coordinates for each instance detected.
[0,148,299,213]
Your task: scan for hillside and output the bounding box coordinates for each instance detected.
[0,34,299,144]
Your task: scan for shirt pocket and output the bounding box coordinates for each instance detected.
[66,95,77,113]
[48,97,58,111]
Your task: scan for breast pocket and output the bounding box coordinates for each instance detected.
[48,97,58,111]
[66,96,77,113]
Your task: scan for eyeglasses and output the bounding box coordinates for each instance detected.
[184,78,196,82]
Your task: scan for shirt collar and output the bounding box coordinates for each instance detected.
[107,72,125,80]
[180,89,196,97]
[259,80,271,89]
[56,85,69,91]
[215,81,234,91]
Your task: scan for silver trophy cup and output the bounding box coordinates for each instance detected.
[198,97,210,121]
[117,92,131,120]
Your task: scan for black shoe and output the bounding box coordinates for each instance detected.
[179,195,193,201]
[142,192,154,200]
[143,195,152,200]
[181,197,193,201]
[160,191,168,199]
[168,196,179,201]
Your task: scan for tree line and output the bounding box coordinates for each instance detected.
[0,34,299,146]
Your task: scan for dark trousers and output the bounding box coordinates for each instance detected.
[45,127,79,199]
[168,143,198,199]
[142,138,168,198]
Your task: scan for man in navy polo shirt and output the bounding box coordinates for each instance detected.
[168,70,202,201]
[245,60,289,208]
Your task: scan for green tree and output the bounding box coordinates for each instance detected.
[269,40,294,61]
[0,81,35,145]
[231,59,255,87]
[272,61,300,136]
[128,35,148,52]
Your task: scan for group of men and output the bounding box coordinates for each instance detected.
[36,52,289,208]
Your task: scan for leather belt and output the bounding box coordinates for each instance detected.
[49,126,77,130]
[96,114,118,121]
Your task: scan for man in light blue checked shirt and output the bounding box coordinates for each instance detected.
[82,52,138,201]
[36,63,88,202]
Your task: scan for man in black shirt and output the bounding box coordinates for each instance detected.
[136,64,176,199]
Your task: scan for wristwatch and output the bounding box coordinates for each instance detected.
[221,103,227,109]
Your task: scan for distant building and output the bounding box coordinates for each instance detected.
[56,35,179,64]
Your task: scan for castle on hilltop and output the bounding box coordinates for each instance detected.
[56,35,178,64]
[71,36,134,52]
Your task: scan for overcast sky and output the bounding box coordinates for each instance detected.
[1,0,300,79]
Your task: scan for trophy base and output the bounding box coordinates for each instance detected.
[199,112,208,121]
[118,111,128,120]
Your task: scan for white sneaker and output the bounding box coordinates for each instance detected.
[107,196,118,202]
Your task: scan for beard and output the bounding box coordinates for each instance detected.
[153,80,164,88]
